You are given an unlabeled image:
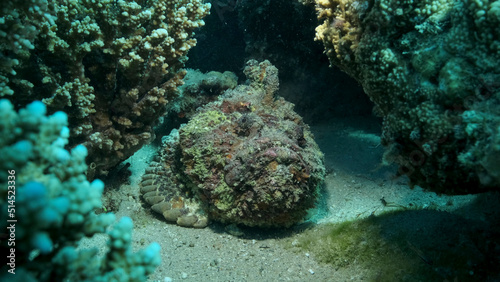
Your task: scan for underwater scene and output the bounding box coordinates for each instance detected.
[1,0,500,281]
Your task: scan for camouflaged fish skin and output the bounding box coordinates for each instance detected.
[140,60,325,228]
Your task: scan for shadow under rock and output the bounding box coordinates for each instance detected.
[373,192,500,280]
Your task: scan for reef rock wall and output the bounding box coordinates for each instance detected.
[306,0,500,193]
[0,0,210,177]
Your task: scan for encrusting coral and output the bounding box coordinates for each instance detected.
[140,60,325,228]
[306,0,500,194]
[0,0,211,177]
[167,69,239,120]
[0,100,160,281]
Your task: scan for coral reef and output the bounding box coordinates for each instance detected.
[140,60,325,228]
[1,0,211,177]
[307,0,500,193]
[0,0,53,96]
[0,100,160,280]
[167,69,238,120]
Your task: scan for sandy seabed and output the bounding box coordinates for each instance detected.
[81,116,496,282]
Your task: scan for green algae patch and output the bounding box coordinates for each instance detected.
[181,110,229,136]
[288,208,498,281]
[291,217,423,281]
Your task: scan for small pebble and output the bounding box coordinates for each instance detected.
[309,269,315,275]
[181,272,188,279]
[210,258,222,266]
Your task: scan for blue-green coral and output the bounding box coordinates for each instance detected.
[0,100,160,281]
[309,0,500,193]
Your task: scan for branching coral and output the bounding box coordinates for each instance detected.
[1,0,211,177]
[0,100,160,280]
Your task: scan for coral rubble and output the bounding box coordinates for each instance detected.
[140,60,325,228]
[307,0,500,193]
[1,0,211,177]
[0,100,160,281]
